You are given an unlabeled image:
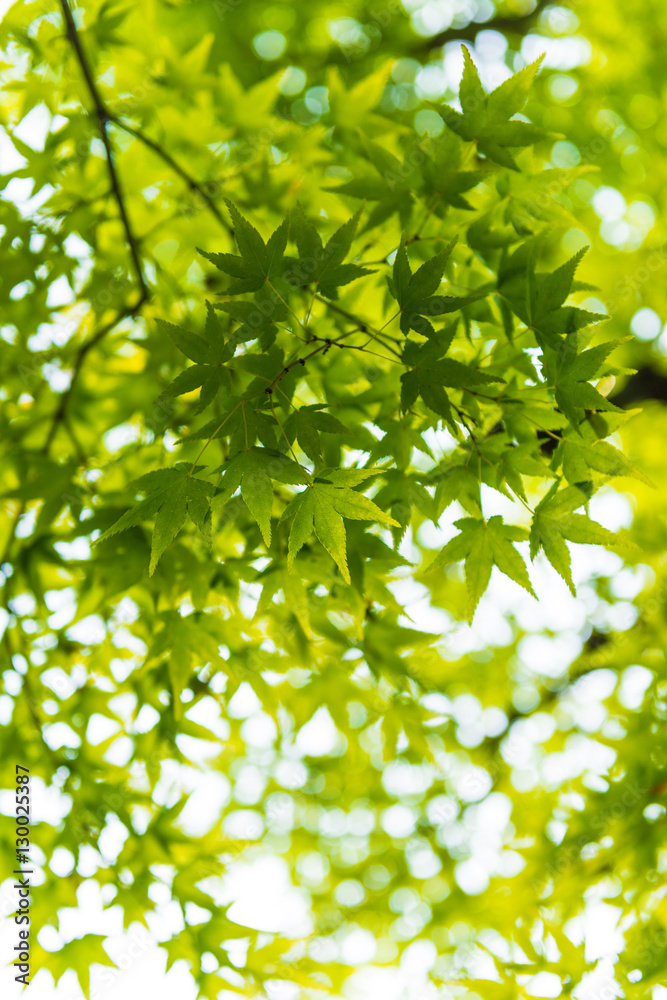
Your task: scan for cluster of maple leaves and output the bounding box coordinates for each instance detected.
[99,51,641,621]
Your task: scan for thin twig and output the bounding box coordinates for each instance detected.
[42,302,144,454]
[111,117,231,233]
[270,397,309,479]
[308,333,406,367]
[313,295,404,358]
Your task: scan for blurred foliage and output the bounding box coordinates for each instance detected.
[1,0,667,997]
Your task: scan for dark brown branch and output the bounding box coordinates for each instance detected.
[59,0,147,300]
[37,1,151,458]
[41,300,144,455]
[0,303,143,564]
[313,294,403,358]
[415,0,551,53]
[110,117,232,233]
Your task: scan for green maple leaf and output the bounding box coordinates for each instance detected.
[560,436,653,486]
[97,466,215,574]
[400,328,504,432]
[314,467,383,486]
[282,472,399,582]
[157,303,234,411]
[477,437,556,501]
[46,934,116,996]
[498,243,608,349]
[283,403,351,464]
[185,398,278,454]
[372,471,436,546]
[290,203,373,299]
[214,446,309,545]
[213,298,283,349]
[529,482,623,593]
[368,417,435,469]
[430,462,482,518]
[2,456,82,531]
[439,49,547,169]
[502,165,600,235]
[197,199,288,293]
[422,130,489,211]
[92,0,131,46]
[326,139,417,229]
[390,238,490,334]
[146,610,227,716]
[164,928,200,972]
[331,133,486,227]
[551,340,623,431]
[425,515,535,622]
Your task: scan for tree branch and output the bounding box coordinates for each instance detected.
[313,294,404,358]
[59,0,148,300]
[36,1,152,459]
[41,301,144,455]
[110,117,232,233]
[47,0,232,463]
[4,307,143,584]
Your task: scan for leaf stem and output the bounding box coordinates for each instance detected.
[270,397,310,479]
[313,295,403,358]
[187,398,248,474]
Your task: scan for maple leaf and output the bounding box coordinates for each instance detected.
[197,199,288,294]
[372,471,436,546]
[327,61,393,129]
[551,340,624,431]
[501,165,600,235]
[283,403,351,464]
[430,462,482,519]
[425,515,535,622]
[560,435,653,486]
[47,934,117,997]
[146,610,228,717]
[477,437,557,501]
[184,397,278,456]
[97,466,215,574]
[401,358,503,423]
[213,299,279,349]
[438,49,547,170]
[498,243,608,349]
[368,417,435,469]
[329,133,487,228]
[390,238,490,334]
[2,456,82,531]
[529,482,624,593]
[290,203,373,299]
[157,302,234,411]
[214,446,309,545]
[282,470,399,582]
[400,327,504,432]
[422,130,489,211]
[326,139,417,230]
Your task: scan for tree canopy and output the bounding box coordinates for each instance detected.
[1,0,667,997]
